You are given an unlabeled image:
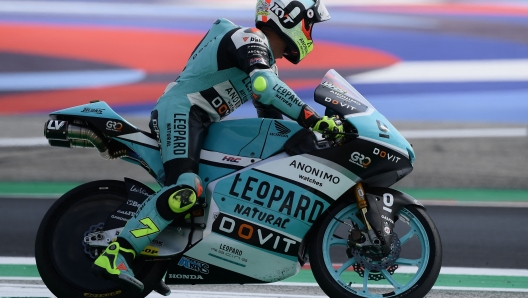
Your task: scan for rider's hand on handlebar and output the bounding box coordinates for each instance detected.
[312,116,344,141]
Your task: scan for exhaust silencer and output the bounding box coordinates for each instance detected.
[44,119,112,159]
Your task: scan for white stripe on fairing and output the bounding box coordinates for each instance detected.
[0,70,145,91]
[200,149,261,167]
[348,59,528,84]
[117,132,158,148]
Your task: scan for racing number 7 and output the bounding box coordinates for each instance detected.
[130,217,160,238]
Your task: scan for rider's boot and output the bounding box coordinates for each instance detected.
[92,173,200,290]
[91,242,144,291]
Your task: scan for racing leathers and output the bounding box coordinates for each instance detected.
[106,18,322,277]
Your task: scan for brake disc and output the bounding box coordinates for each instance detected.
[82,222,104,259]
[351,232,401,280]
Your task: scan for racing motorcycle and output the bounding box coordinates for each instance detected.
[36,70,442,298]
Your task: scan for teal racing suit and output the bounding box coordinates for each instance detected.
[117,18,321,254]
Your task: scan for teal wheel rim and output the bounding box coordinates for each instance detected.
[321,205,430,297]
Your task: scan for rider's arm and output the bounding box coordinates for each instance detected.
[230,28,320,128]
[253,97,283,119]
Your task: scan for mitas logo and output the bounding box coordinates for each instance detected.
[177,256,209,274]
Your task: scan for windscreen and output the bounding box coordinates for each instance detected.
[314,69,375,116]
[320,69,374,110]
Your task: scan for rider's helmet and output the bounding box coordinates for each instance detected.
[255,0,331,64]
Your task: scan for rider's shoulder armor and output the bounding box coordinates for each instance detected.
[223,26,275,74]
[180,19,274,78]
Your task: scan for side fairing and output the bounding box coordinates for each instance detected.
[347,110,415,164]
[308,139,413,187]
[182,152,358,282]
[202,118,302,159]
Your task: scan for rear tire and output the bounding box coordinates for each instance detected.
[309,202,442,298]
[35,180,169,298]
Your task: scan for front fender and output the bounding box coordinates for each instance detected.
[364,187,424,253]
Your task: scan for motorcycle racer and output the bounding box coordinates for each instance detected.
[92,0,341,293]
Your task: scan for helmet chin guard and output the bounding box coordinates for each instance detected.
[256,0,330,64]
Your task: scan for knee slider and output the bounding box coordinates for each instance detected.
[167,187,197,214]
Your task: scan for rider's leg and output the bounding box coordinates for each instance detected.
[92,101,210,291]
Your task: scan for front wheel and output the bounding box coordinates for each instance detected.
[309,202,442,298]
[35,180,168,298]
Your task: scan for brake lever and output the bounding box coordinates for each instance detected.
[322,130,359,144]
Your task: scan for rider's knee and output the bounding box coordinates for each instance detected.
[155,173,203,219]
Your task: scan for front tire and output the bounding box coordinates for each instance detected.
[309,202,442,298]
[35,180,168,298]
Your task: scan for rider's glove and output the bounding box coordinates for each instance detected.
[312,116,344,137]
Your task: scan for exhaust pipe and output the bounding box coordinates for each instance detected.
[44,119,112,159]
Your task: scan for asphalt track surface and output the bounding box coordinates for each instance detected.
[2,197,528,269]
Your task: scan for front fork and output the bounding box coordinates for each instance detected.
[353,182,381,246]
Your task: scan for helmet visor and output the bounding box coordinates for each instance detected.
[312,0,330,23]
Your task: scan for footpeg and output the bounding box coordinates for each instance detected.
[154,280,171,296]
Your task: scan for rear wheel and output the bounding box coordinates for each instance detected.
[35,180,168,298]
[309,202,442,297]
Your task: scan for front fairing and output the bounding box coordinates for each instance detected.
[314,70,415,164]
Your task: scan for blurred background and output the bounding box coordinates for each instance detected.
[0,0,527,290]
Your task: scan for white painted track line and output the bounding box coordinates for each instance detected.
[1,283,527,297]
[3,257,528,277]
[399,128,528,139]
[348,60,528,83]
